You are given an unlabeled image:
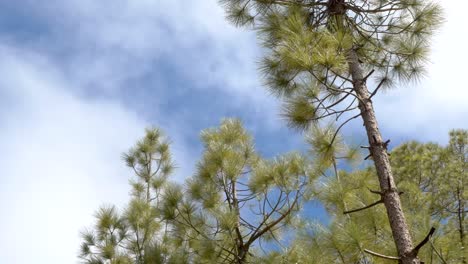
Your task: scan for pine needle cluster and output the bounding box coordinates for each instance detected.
[221,0,443,131]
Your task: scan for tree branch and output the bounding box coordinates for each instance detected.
[429,239,448,264]
[343,199,383,214]
[329,113,361,146]
[369,78,386,99]
[363,249,400,261]
[363,69,375,81]
[246,191,299,248]
[412,227,436,254]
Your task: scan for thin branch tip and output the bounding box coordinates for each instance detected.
[363,69,375,81]
[368,188,383,195]
[370,78,386,99]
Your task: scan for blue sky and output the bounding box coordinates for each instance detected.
[0,0,466,263]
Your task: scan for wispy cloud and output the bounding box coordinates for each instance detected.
[0,45,145,263]
[14,0,277,115]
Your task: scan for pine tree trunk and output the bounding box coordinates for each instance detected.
[457,187,466,264]
[348,49,420,264]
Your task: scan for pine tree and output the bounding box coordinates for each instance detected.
[274,129,466,263]
[219,1,443,263]
[78,128,187,264]
[162,119,315,263]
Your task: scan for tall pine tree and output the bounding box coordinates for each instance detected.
[219,1,443,263]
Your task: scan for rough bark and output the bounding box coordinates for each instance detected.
[348,49,420,264]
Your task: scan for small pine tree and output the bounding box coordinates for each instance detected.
[79,128,187,264]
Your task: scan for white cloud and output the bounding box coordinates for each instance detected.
[372,0,468,143]
[30,0,282,128]
[0,45,192,263]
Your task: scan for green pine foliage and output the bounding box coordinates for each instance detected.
[220,1,444,262]
[220,1,443,129]
[164,119,316,263]
[79,120,322,263]
[79,128,187,264]
[79,124,465,263]
[392,130,467,263]
[279,129,467,263]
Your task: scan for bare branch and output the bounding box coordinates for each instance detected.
[343,199,383,214]
[363,69,375,81]
[369,78,386,99]
[363,249,400,261]
[412,227,436,254]
[368,188,383,195]
[329,113,362,146]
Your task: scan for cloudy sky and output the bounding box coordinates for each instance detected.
[0,0,466,263]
